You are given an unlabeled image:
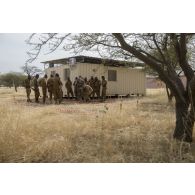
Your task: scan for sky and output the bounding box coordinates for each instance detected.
[0,33,74,73]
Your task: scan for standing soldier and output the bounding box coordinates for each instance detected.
[39,74,48,104]
[77,76,85,100]
[24,75,32,102]
[89,76,95,98]
[101,76,107,101]
[53,73,63,104]
[65,77,74,98]
[73,77,78,99]
[33,74,40,103]
[93,77,101,99]
[47,74,54,103]
[59,80,63,103]
[84,77,89,85]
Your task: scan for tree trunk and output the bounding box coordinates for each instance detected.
[173,101,194,142]
[165,85,173,102]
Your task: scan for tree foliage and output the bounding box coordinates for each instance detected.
[21,64,43,76]
[0,73,26,88]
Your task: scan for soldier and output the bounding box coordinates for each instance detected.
[83,84,93,102]
[53,73,63,104]
[77,76,85,100]
[59,81,63,103]
[33,74,40,103]
[73,77,78,99]
[84,77,88,85]
[39,74,48,104]
[101,76,107,101]
[47,74,54,103]
[65,77,74,98]
[93,77,101,98]
[24,75,32,102]
[89,76,95,98]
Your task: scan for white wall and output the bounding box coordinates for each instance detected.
[78,63,146,95]
[45,63,146,96]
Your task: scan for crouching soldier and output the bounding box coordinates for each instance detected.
[83,84,93,102]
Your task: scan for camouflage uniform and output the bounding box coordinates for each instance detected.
[77,77,85,100]
[84,77,89,85]
[83,84,93,102]
[47,76,54,103]
[33,77,40,103]
[65,79,74,98]
[73,78,78,99]
[89,77,95,98]
[101,78,107,101]
[39,77,47,103]
[24,77,31,102]
[53,76,63,104]
[93,78,101,98]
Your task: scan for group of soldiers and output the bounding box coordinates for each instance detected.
[24,73,107,104]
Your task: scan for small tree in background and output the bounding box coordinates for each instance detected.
[0,72,26,91]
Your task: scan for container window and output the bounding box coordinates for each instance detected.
[108,70,117,81]
[49,63,54,68]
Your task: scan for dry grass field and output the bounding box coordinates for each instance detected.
[0,87,195,162]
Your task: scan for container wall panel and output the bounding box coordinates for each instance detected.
[46,63,146,96]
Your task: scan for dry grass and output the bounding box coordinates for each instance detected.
[0,87,195,162]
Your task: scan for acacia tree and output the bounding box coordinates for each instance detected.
[26,33,195,142]
[21,64,43,76]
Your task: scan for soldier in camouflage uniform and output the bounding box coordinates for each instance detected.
[84,77,89,85]
[93,77,101,98]
[33,74,40,103]
[101,76,107,101]
[24,75,32,102]
[47,74,54,103]
[89,76,95,98]
[83,84,93,102]
[77,76,85,100]
[65,77,74,98]
[53,73,63,104]
[73,77,78,99]
[39,74,48,104]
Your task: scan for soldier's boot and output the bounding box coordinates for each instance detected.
[27,98,32,102]
[49,92,52,103]
[35,97,39,103]
[43,96,46,104]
